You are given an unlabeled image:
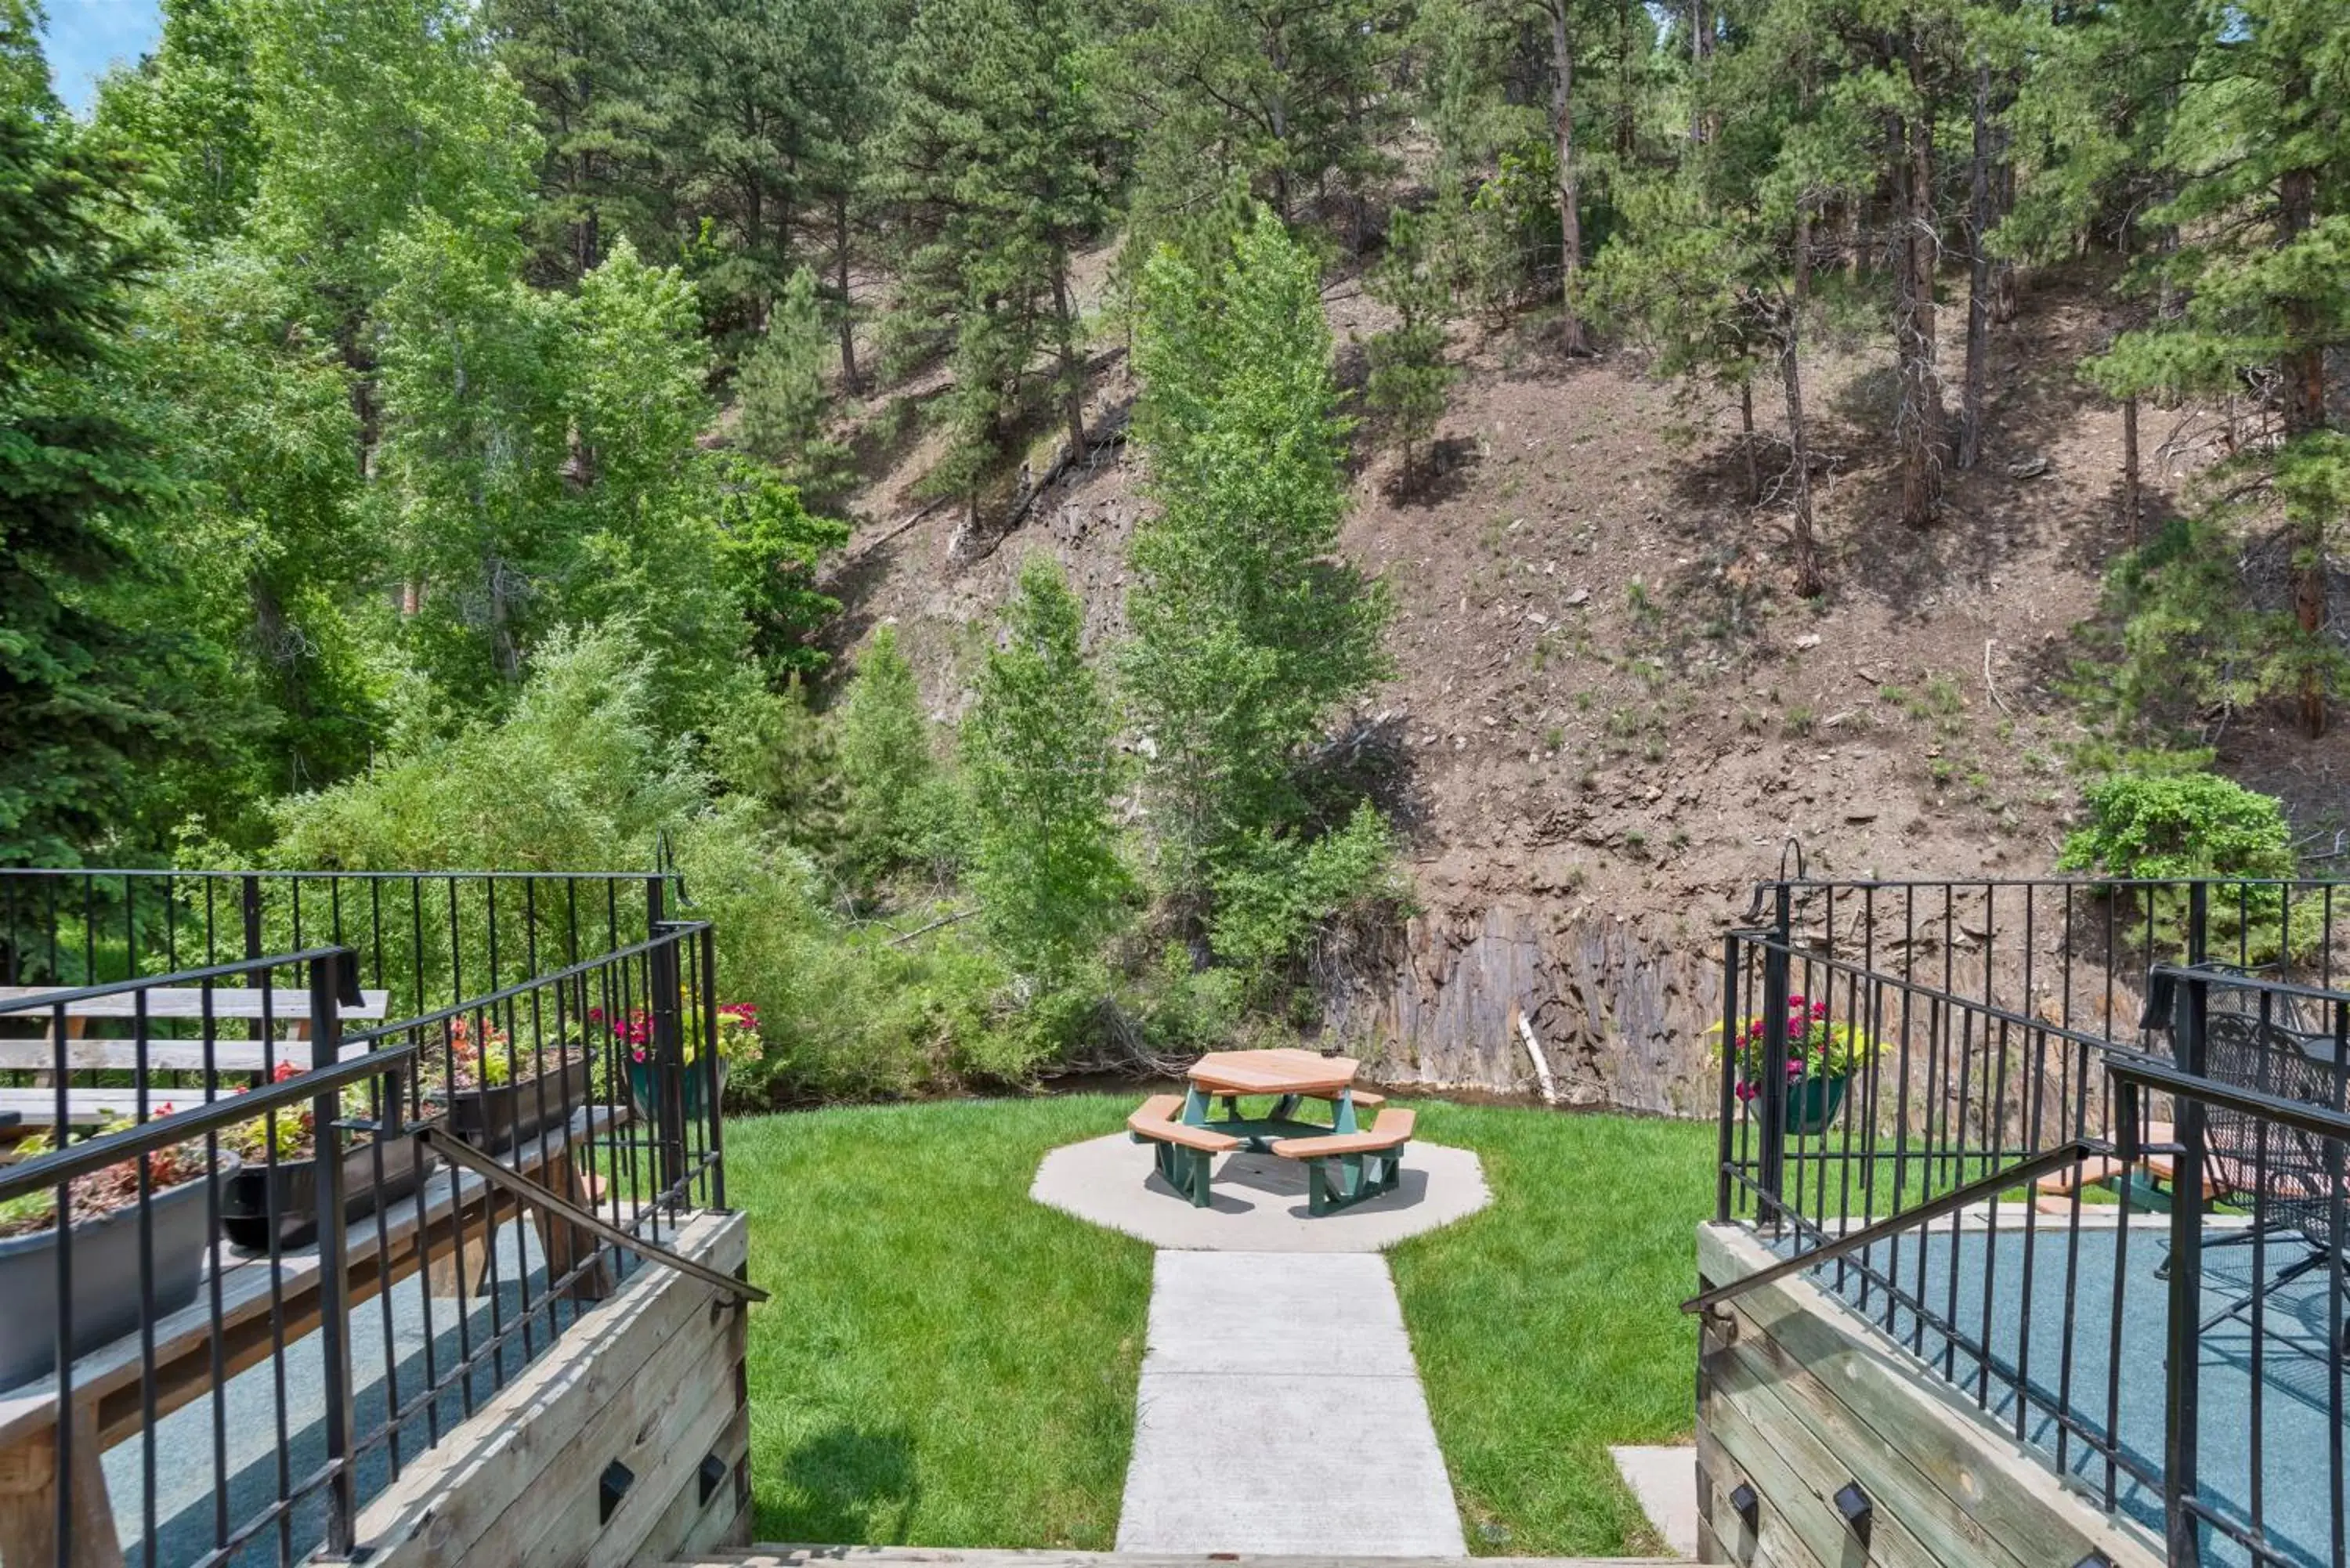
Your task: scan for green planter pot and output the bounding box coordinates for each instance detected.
[624,1057,727,1124]
[1785,1072,1849,1136]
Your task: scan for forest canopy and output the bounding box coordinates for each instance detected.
[2,0,2341,1097]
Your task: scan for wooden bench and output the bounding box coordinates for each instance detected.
[1271,1107,1415,1216]
[1128,1093,1241,1206]
[0,985,392,1126]
[2030,1120,2222,1213]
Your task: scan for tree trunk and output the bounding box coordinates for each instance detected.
[1990,98,2019,324]
[1842,196,1862,281]
[1892,88,1942,526]
[1740,376,1759,504]
[1549,0,1585,352]
[1778,309,1822,597]
[835,193,860,392]
[1958,62,1993,471]
[2121,393,2141,543]
[1615,0,1636,157]
[1690,0,1708,143]
[1794,202,1813,300]
[2279,76,2327,737]
[1050,256,1086,462]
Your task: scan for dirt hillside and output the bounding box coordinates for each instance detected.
[815,258,2350,1109]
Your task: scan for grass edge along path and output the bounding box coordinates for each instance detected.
[1388,1104,1717,1557]
[727,1097,1153,1548]
[726,1094,1716,1556]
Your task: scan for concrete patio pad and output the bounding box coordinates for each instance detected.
[1031,1133,1489,1252]
[1115,1252,1466,1556]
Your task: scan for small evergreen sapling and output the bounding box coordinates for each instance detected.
[736,266,855,504]
[961,558,1132,983]
[1363,208,1456,482]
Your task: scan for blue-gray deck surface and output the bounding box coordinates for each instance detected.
[1773,1219,2348,1567]
[106,1225,644,1568]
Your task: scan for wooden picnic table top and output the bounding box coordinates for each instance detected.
[0,1104,630,1454]
[1187,1048,1358,1098]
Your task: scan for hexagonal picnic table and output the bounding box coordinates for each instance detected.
[1181,1048,1364,1145]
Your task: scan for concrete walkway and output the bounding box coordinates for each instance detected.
[1115,1251,1467,1557]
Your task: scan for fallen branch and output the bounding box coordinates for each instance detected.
[848,497,948,562]
[1982,638,2014,719]
[1513,1005,1560,1108]
[886,906,980,948]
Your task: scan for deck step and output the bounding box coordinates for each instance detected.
[663,1549,1680,1568]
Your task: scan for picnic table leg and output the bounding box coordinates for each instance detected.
[0,1407,121,1568]
[1180,1083,1209,1125]
[1334,1088,1359,1135]
[533,1158,613,1302]
[1183,1147,1213,1207]
[428,1191,494,1300]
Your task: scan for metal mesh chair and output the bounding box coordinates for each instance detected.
[2196,997,2350,1348]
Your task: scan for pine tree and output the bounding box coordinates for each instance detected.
[836,626,940,878]
[1123,212,1393,899]
[645,0,834,332]
[1110,0,1401,252]
[486,0,668,283]
[737,266,855,503]
[880,0,1112,522]
[0,8,180,861]
[1364,208,1456,480]
[2088,0,2350,738]
[962,558,1131,981]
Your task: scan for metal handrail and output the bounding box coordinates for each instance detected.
[0,945,359,1013]
[1683,1139,2106,1317]
[0,866,689,883]
[413,1125,766,1303]
[338,919,714,1053]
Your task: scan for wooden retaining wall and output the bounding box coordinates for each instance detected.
[1693,1223,2161,1568]
[338,1209,753,1568]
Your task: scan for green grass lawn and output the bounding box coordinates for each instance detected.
[1387,1104,1716,1556]
[725,1097,1154,1548]
[723,1094,1716,1555]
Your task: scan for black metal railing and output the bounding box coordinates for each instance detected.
[0,866,688,1025]
[1712,874,2350,1568]
[0,872,748,1568]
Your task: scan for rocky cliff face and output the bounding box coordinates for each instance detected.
[1323,902,1724,1114]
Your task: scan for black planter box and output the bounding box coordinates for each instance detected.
[445,1056,592,1152]
[0,1159,234,1391]
[220,1137,438,1252]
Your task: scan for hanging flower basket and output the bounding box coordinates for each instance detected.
[1714,993,1876,1139]
[604,1000,762,1123]
[1784,1071,1849,1136]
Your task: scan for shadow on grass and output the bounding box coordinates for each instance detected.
[761,1421,920,1545]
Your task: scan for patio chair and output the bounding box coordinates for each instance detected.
[2193,1003,2350,1356]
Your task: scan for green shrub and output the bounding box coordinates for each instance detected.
[1209,801,1408,974]
[837,627,960,882]
[2057,764,2317,963]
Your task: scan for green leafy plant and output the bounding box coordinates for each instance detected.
[0,1116,214,1239]
[2057,764,2318,963]
[1714,995,1878,1103]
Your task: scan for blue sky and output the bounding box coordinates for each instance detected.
[39,0,163,114]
